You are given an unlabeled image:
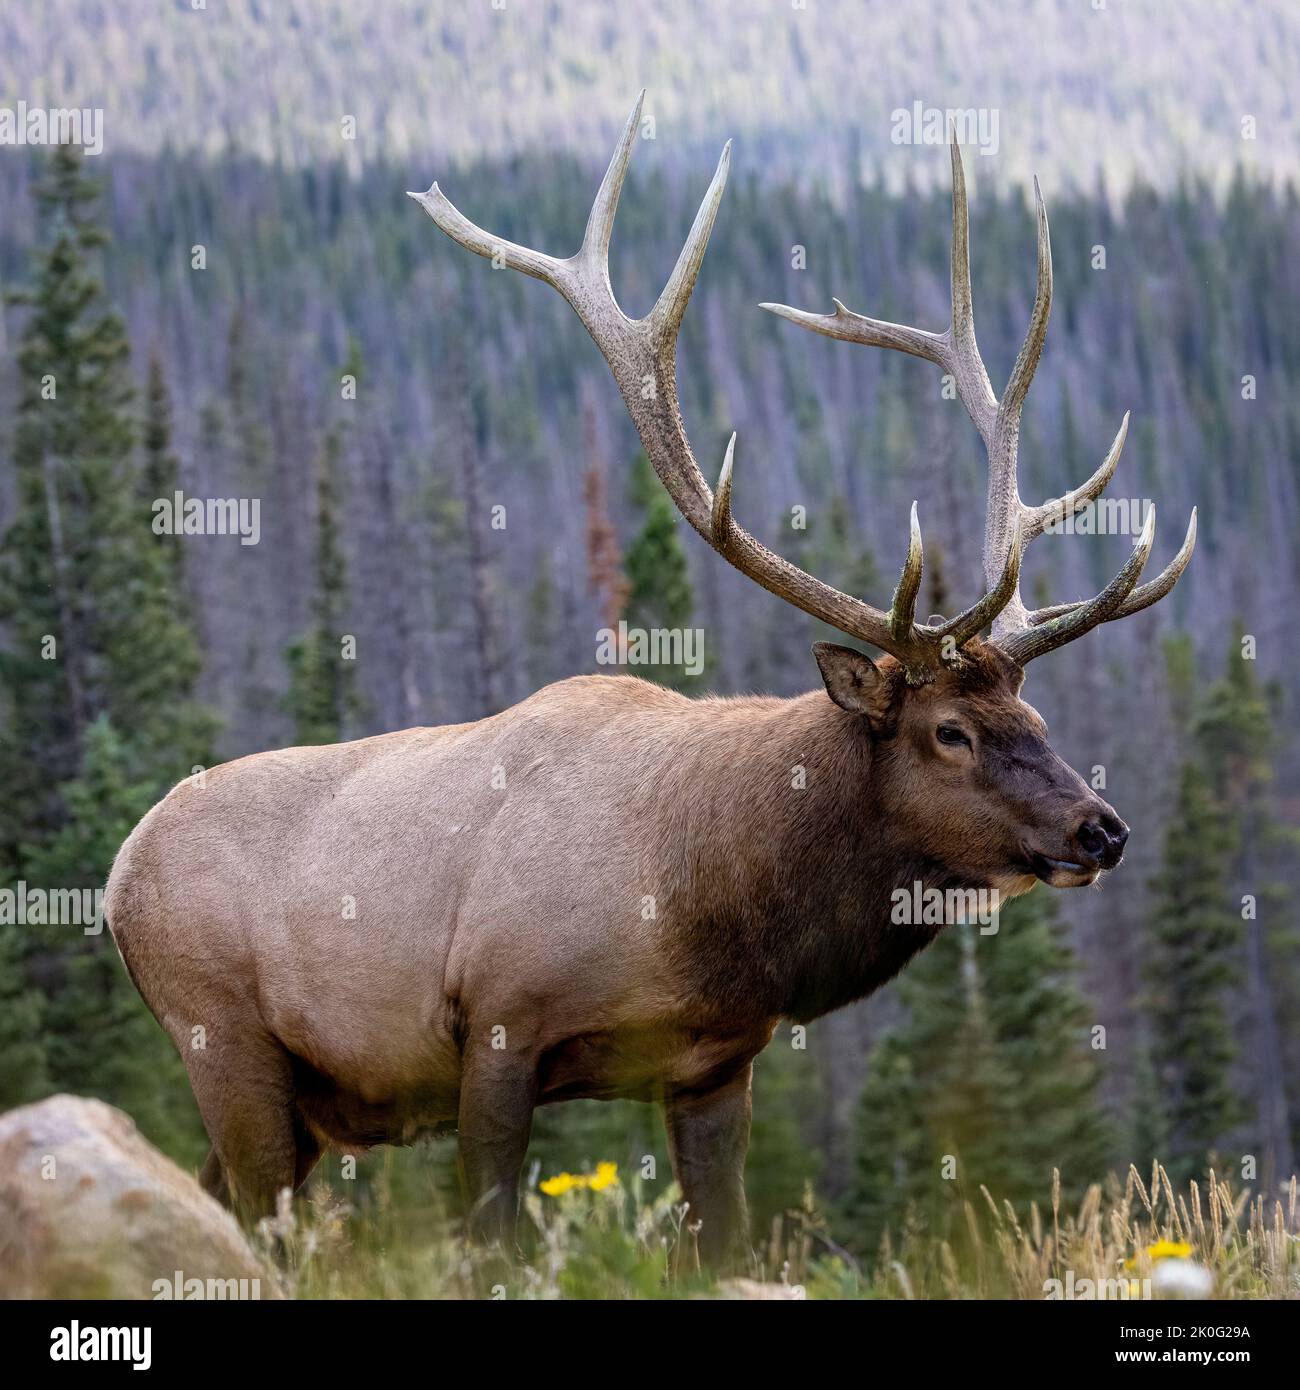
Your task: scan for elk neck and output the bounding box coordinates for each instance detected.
[655,686,954,1025]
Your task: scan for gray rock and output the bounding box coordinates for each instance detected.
[0,1094,276,1299]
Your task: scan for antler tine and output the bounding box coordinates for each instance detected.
[757,132,998,442]
[889,504,925,642]
[712,433,737,544]
[756,297,949,367]
[652,140,732,345]
[999,507,1158,664]
[982,173,1051,622]
[1100,506,1196,618]
[1024,412,1128,544]
[948,135,975,346]
[406,182,572,292]
[992,178,1053,454]
[945,132,998,443]
[579,90,644,276]
[1027,507,1197,627]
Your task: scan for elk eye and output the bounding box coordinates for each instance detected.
[936,724,971,747]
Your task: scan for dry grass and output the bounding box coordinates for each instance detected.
[861,1164,1300,1300]
[258,1163,1300,1300]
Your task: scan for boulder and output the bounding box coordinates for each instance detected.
[0,1094,275,1299]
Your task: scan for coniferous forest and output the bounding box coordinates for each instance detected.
[0,0,1297,1306]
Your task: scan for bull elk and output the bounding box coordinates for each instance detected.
[106,94,1194,1269]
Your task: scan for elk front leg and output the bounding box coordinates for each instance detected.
[664,1063,754,1272]
[457,1034,538,1252]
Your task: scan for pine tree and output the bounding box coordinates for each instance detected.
[1151,636,1295,1189]
[141,353,186,588]
[284,429,353,745]
[1193,636,1295,1187]
[0,146,212,1158]
[745,1028,825,1234]
[624,450,697,690]
[0,144,212,867]
[1145,761,1240,1184]
[845,894,1109,1252]
[0,922,50,1107]
[978,891,1114,1192]
[844,924,1017,1250]
[22,718,206,1161]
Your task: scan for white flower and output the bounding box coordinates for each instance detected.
[1151,1258,1214,1298]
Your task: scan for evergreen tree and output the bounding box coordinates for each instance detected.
[22,718,206,1161]
[845,893,1109,1252]
[0,146,212,1158]
[746,1028,825,1235]
[0,922,50,1107]
[623,449,698,690]
[1136,635,1295,1185]
[141,353,186,587]
[979,891,1114,1190]
[284,429,353,744]
[1145,761,1240,1184]
[0,144,212,866]
[1189,636,1294,1186]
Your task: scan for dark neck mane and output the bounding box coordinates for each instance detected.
[657,690,963,1023]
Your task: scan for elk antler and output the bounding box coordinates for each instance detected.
[411,93,1021,683]
[412,97,1194,678]
[764,134,1196,666]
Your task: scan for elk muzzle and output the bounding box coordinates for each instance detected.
[1075,812,1129,870]
[1031,802,1129,885]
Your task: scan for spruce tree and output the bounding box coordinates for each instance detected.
[0,922,50,1107]
[284,429,353,744]
[22,718,205,1160]
[141,353,187,588]
[979,890,1114,1192]
[1145,761,1240,1184]
[0,146,212,1157]
[0,144,212,861]
[624,450,697,690]
[845,894,1109,1252]
[746,1028,825,1235]
[1137,635,1282,1185]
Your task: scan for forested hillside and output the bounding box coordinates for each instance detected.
[3,0,1299,191]
[0,127,1296,1241]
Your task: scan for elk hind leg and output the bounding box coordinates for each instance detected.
[186,1029,302,1225]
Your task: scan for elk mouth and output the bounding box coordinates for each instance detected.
[1028,851,1100,888]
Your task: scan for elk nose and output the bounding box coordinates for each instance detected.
[1076,814,1129,869]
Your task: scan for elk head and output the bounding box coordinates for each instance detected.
[411,93,1194,891]
[813,639,1129,892]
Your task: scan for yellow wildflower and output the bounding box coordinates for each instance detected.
[539,1161,619,1196]
[1146,1239,1193,1262]
[588,1161,619,1191]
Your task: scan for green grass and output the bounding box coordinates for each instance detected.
[260,1160,1300,1300]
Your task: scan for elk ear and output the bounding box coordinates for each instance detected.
[812,642,892,725]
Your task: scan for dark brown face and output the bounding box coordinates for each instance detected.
[814,640,1129,893]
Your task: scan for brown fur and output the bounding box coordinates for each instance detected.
[105,640,1125,1266]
